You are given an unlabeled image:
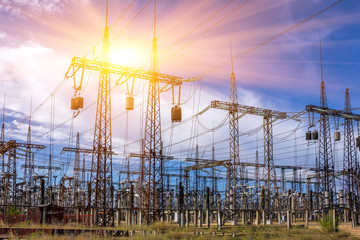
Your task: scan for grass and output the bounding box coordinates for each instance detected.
[20,228,360,240]
[320,211,339,232]
[4,221,359,240]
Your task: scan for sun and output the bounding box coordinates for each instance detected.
[110,48,140,67]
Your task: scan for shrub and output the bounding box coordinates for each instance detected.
[8,204,22,215]
[320,211,338,232]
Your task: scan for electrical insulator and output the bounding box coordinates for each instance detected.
[334,131,341,141]
[306,131,312,141]
[324,191,330,208]
[71,98,77,110]
[312,130,318,140]
[171,105,182,123]
[339,190,344,208]
[75,97,84,109]
[125,96,134,111]
[356,136,360,148]
[71,97,84,110]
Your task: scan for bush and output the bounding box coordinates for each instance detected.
[320,211,338,232]
[8,204,22,215]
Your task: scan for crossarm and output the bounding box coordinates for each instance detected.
[66,57,190,86]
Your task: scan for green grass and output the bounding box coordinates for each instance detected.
[7,221,360,240]
[320,211,339,232]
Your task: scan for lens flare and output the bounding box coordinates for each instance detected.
[110,48,140,67]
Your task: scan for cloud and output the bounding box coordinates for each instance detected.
[0,0,358,184]
[0,0,89,18]
[0,31,6,39]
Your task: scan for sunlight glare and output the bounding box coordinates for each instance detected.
[110,48,140,67]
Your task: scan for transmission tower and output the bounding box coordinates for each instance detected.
[226,35,240,225]
[2,141,16,206]
[89,0,113,226]
[318,37,335,200]
[263,112,277,214]
[61,138,93,188]
[1,95,5,172]
[73,132,81,188]
[210,100,287,216]
[48,95,55,186]
[140,0,164,223]
[65,0,193,225]
[1,140,44,205]
[24,101,34,186]
[343,88,357,202]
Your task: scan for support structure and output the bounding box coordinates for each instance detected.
[343,89,357,205]
[61,133,92,189]
[24,102,34,186]
[306,101,360,203]
[1,96,5,173]
[0,140,45,205]
[210,101,287,210]
[226,36,240,224]
[140,20,164,223]
[65,0,193,224]
[263,113,277,215]
[318,38,335,201]
[90,1,113,225]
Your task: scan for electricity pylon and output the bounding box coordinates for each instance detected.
[318,38,335,201]
[89,0,114,226]
[210,100,288,220]
[138,0,198,224]
[24,102,34,186]
[226,35,240,225]
[66,0,195,225]
[140,0,165,224]
[1,94,5,172]
[343,88,357,204]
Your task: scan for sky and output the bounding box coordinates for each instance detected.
[0,0,359,188]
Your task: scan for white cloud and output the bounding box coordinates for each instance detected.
[0,0,89,18]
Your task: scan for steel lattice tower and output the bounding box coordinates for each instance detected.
[194,145,200,196]
[1,99,5,173]
[140,0,163,223]
[73,132,81,188]
[263,113,277,213]
[226,36,240,224]
[343,88,356,201]
[318,38,335,199]
[81,157,86,189]
[89,0,113,226]
[5,141,16,205]
[24,104,33,186]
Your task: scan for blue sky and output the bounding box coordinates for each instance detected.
[0,0,359,187]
